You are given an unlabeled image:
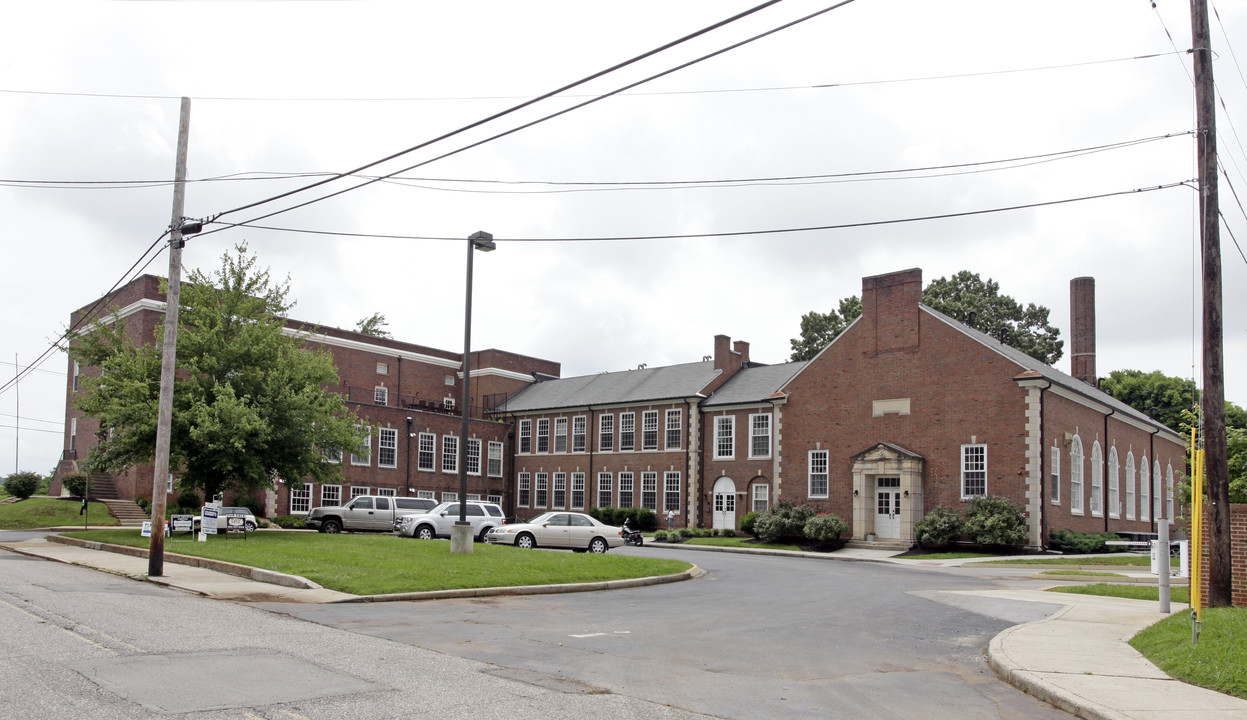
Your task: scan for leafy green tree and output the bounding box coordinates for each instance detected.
[1229,427,1247,503]
[1099,370,1198,432]
[789,270,1063,364]
[71,244,368,503]
[354,312,392,339]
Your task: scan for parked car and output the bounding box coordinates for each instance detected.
[193,507,257,533]
[485,511,624,553]
[305,495,436,533]
[394,501,505,541]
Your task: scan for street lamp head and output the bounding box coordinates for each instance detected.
[469,230,496,252]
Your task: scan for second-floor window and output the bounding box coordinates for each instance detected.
[536,419,550,453]
[487,441,503,477]
[642,411,659,450]
[442,435,458,473]
[750,413,771,458]
[418,433,435,471]
[665,409,682,450]
[554,417,568,453]
[378,428,397,468]
[518,420,532,454]
[714,416,735,459]
[961,444,986,497]
[572,416,587,452]
[374,386,388,406]
[466,438,482,476]
[351,430,371,466]
[599,414,614,451]
[620,412,635,451]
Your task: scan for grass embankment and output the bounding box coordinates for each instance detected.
[982,555,1178,567]
[62,529,692,596]
[1047,583,1190,603]
[1131,607,1247,699]
[0,497,119,530]
[679,536,804,552]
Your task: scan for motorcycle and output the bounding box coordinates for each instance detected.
[619,521,644,547]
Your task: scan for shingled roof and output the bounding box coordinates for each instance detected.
[497,361,722,412]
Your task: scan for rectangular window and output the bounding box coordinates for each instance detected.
[665,409,682,450]
[442,491,458,502]
[321,484,341,507]
[377,488,396,497]
[350,486,370,498]
[641,471,658,510]
[416,489,436,500]
[487,494,502,505]
[597,472,613,508]
[291,486,311,514]
[572,416,587,453]
[466,438,482,476]
[620,412,635,451]
[598,414,614,452]
[1090,446,1103,517]
[378,428,397,468]
[466,493,482,501]
[1049,446,1061,504]
[571,472,585,509]
[618,472,634,508]
[961,444,987,497]
[808,450,829,498]
[518,420,532,454]
[376,362,388,375]
[374,386,388,406]
[418,433,436,472]
[535,472,549,508]
[70,417,77,451]
[487,441,503,477]
[518,472,531,507]
[715,416,735,460]
[554,417,568,453]
[1108,450,1120,518]
[536,419,550,453]
[1126,455,1136,520]
[750,414,771,459]
[1071,443,1085,515]
[752,483,769,513]
[664,471,681,512]
[553,472,567,508]
[323,446,341,464]
[642,411,659,450]
[441,435,458,473]
[351,430,371,466]
[73,361,80,391]
[1140,460,1151,521]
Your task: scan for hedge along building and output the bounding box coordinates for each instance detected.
[53,274,559,516]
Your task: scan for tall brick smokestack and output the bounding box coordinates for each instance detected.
[1070,277,1096,386]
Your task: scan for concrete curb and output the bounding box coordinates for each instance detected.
[644,541,893,562]
[45,534,322,590]
[1030,572,1190,585]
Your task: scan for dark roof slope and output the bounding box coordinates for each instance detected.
[702,362,807,406]
[497,361,720,412]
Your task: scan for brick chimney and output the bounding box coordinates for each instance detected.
[702,334,747,395]
[861,268,922,355]
[1070,277,1096,386]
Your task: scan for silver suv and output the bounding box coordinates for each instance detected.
[395,501,505,541]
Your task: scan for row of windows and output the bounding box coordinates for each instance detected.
[330,429,503,477]
[806,444,987,499]
[515,471,682,512]
[713,414,772,460]
[289,484,501,514]
[516,410,775,460]
[1055,437,1176,520]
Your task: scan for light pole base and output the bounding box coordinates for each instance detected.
[450,523,474,555]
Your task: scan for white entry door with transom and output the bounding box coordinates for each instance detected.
[712,477,736,530]
[875,477,901,539]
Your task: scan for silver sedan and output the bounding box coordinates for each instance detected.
[485,511,625,553]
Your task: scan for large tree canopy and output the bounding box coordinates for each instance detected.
[72,244,368,502]
[789,270,1064,364]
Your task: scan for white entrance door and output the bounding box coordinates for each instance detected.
[875,477,901,539]
[712,477,736,530]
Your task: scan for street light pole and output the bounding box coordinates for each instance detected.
[451,230,495,555]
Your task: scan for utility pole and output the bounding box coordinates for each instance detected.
[149,97,191,577]
[1190,0,1231,606]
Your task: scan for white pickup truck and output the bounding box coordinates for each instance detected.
[304,495,435,533]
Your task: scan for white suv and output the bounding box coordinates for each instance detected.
[394,501,505,541]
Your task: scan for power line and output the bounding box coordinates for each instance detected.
[0,424,62,435]
[0,411,63,426]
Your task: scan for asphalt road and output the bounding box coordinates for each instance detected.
[258,546,1074,720]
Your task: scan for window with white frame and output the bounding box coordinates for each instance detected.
[620,412,635,451]
[442,491,458,502]
[641,471,658,510]
[291,486,311,514]
[1125,452,1136,520]
[351,486,370,498]
[1165,464,1174,520]
[597,472,613,508]
[466,493,482,501]
[599,414,614,451]
[167,474,174,493]
[518,420,532,454]
[377,488,396,497]
[1050,445,1060,504]
[487,494,502,505]
[663,471,680,512]
[536,419,550,453]
[752,483,769,513]
[1153,460,1162,520]
[73,360,80,391]
[1090,442,1103,516]
[321,484,341,507]
[487,441,503,477]
[572,416,587,453]
[642,410,659,450]
[535,472,549,507]
[553,472,567,508]
[351,429,371,466]
[618,472,634,507]
[416,489,435,500]
[374,386,388,406]
[379,428,398,468]
[1108,447,1120,518]
[324,446,341,464]
[1140,456,1150,522]
[554,417,568,453]
[441,435,458,473]
[750,414,771,459]
[376,362,388,375]
[961,444,986,497]
[466,438,482,476]
[518,472,531,507]
[808,450,829,498]
[571,472,585,509]
[665,409,682,450]
[69,417,77,451]
[417,433,436,472]
[1070,435,1084,514]
[714,416,735,459]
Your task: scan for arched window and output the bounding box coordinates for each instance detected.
[1070,435,1085,514]
[1108,447,1120,518]
[1125,452,1136,520]
[1166,464,1175,520]
[1090,442,1103,516]
[1140,458,1150,522]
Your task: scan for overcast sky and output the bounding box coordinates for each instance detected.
[3,0,1245,477]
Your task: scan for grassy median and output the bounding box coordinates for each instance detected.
[61,529,692,596]
[0,497,119,530]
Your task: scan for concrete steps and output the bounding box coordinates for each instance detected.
[844,538,911,552]
[100,498,148,526]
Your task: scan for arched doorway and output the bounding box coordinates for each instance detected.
[712,476,736,530]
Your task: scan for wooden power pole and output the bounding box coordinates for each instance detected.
[1190,0,1231,606]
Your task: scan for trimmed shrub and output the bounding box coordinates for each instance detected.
[1050,528,1122,554]
[590,506,657,531]
[803,513,847,545]
[678,527,695,538]
[739,511,758,537]
[694,527,713,538]
[62,472,89,499]
[914,507,965,547]
[753,500,820,543]
[136,497,150,512]
[175,487,202,511]
[4,471,42,500]
[270,515,306,529]
[232,494,265,518]
[963,495,1028,547]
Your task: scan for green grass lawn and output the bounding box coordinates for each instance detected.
[981,555,1178,567]
[61,529,693,596]
[900,551,997,560]
[679,536,805,552]
[0,497,119,530]
[1130,607,1247,699]
[1046,582,1190,603]
[1038,570,1126,577]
